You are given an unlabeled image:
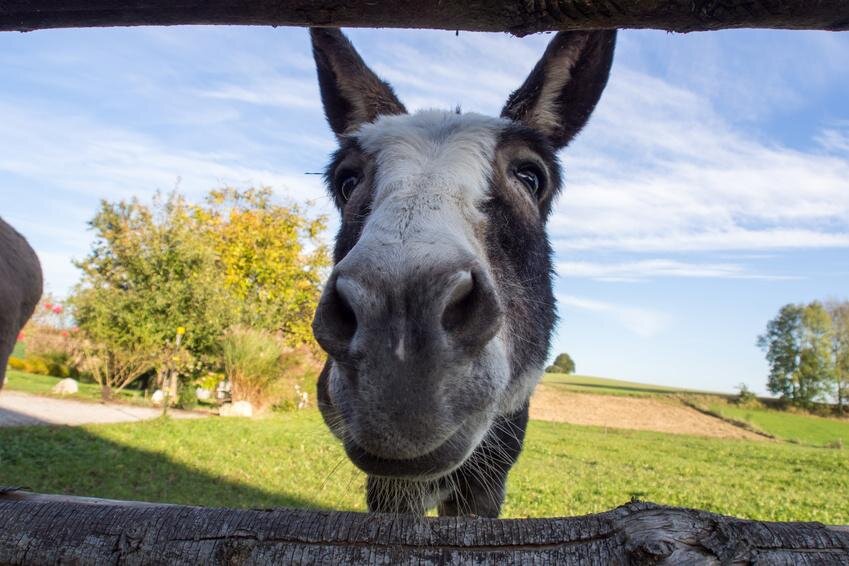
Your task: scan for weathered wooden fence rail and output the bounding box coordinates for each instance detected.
[1,0,848,35]
[1,489,847,564]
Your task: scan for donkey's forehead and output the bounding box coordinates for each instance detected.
[355,110,509,149]
[354,110,509,193]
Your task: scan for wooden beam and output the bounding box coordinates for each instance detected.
[1,1,848,35]
[1,489,848,564]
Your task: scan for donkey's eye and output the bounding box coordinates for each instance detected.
[336,171,361,202]
[514,163,543,196]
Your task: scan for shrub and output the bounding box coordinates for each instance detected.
[221,326,322,411]
[7,357,26,371]
[177,383,198,410]
[222,327,284,410]
[23,357,50,376]
[735,383,761,408]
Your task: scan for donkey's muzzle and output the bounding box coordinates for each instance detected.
[312,259,503,365]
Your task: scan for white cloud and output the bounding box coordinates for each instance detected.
[557,294,672,338]
[547,68,849,254]
[0,102,330,206]
[198,78,321,110]
[556,259,796,281]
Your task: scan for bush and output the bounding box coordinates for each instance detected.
[177,383,198,410]
[545,353,575,374]
[222,327,285,410]
[7,357,26,371]
[221,326,322,411]
[23,357,50,376]
[735,383,761,408]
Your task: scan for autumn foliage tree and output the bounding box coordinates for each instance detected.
[69,188,329,399]
[199,188,329,346]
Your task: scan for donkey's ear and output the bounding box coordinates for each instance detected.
[501,31,616,150]
[310,28,407,137]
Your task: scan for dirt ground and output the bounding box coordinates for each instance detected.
[529,385,764,440]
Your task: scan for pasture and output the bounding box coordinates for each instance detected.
[1,404,847,524]
[542,372,725,397]
[708,403,849,447]
[4,370,143,402]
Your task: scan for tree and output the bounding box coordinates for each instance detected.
[197,188,329,346]
[826,300,849,413]
[70,193,235,398]
[758,304,803,402]
[545,352,575,374]
[758,302,839,409]
[69,189,329,397]
[797,302,834,408]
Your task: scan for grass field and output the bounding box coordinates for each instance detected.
[3,370,143,402]
[11,342,25,358]
[542,373,717,397]
[709,403,849,447]
[1,411,847,523]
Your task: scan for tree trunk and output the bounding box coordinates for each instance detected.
[1,1,848,35]
[1,489,847,564]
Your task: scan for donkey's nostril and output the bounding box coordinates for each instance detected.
[441,267,503,349]
[312,275,358,357]
[442,270,474,332]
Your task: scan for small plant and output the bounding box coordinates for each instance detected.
[221,326,322,411]
[826,438,843,450]
[221,326,285,410]
[735,383,761,408]
[177,383,198,410]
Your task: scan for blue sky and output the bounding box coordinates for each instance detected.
[1,26,847,394]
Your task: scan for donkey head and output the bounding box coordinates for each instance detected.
[311,28,615,515]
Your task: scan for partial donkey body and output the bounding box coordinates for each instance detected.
[0,217,43,388]
[311,28,615,516]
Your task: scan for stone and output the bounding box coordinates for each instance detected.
[151,390,165,405]
[219,400,253,417]
[51,378,78,395]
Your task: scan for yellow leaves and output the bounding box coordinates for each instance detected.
[197,187,331,347]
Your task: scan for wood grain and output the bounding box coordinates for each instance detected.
[1,489,847,564]
[1,1,848,35]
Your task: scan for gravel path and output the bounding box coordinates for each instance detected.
[530,385,764,440]
[0,391,204,427]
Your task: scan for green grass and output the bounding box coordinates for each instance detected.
[1,411,847,523]
[11,342,25,358]
[542,373,721,397]
[709,403,849,447]
[4,370,143,402]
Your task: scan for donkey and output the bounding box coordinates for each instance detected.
[0,217,43,388]
[311,28,615,517]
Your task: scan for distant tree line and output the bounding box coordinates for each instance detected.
[758,300,849,411]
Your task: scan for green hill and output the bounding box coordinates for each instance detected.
[541,373,724,397]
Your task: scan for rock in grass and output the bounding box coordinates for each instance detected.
[51,378,78,395]
[220,401,253,417]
